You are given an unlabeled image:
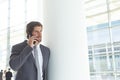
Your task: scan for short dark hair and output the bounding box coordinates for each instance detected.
[26,21,43,39]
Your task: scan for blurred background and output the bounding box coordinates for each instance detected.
[86,0,120,80]
[0,0,120,80]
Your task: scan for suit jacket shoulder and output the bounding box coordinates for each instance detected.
[12,40,28,49]
[40,44,50,55]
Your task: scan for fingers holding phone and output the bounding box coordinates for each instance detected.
[27,35,39,47]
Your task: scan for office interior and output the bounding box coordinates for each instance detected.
[0,0,120,80]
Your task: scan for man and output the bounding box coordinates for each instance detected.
[5,68,12,80]
[0,70,3,80]
[9,21,50,80]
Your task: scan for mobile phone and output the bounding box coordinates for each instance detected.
[29,34,36,44]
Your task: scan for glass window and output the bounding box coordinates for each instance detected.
[85,0,120,80]
[0,1,8,70]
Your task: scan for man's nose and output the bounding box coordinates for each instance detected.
[37,33,41,37]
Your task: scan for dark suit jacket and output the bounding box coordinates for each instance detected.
[9,40,50,80]
[6,71,12,80]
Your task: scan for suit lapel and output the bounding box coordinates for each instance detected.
[31,44,46,73]
[40,45,45,72]
[31,53,36,66]
[23,40,36,66]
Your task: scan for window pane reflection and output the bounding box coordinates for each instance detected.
[86,0,120,80]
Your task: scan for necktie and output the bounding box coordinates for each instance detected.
[34,46,41,80]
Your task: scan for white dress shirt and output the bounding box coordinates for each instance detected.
[32,44,43,80]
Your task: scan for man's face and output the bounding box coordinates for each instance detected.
[32,26,42,43]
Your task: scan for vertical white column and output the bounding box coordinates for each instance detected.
[42,0,90,80]
[37,0,43,23]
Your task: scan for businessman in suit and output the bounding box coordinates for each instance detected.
[9,21,50,80]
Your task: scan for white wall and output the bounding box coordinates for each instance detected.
[38,0,90,80]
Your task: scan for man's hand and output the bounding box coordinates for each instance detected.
[27,36,40,47]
